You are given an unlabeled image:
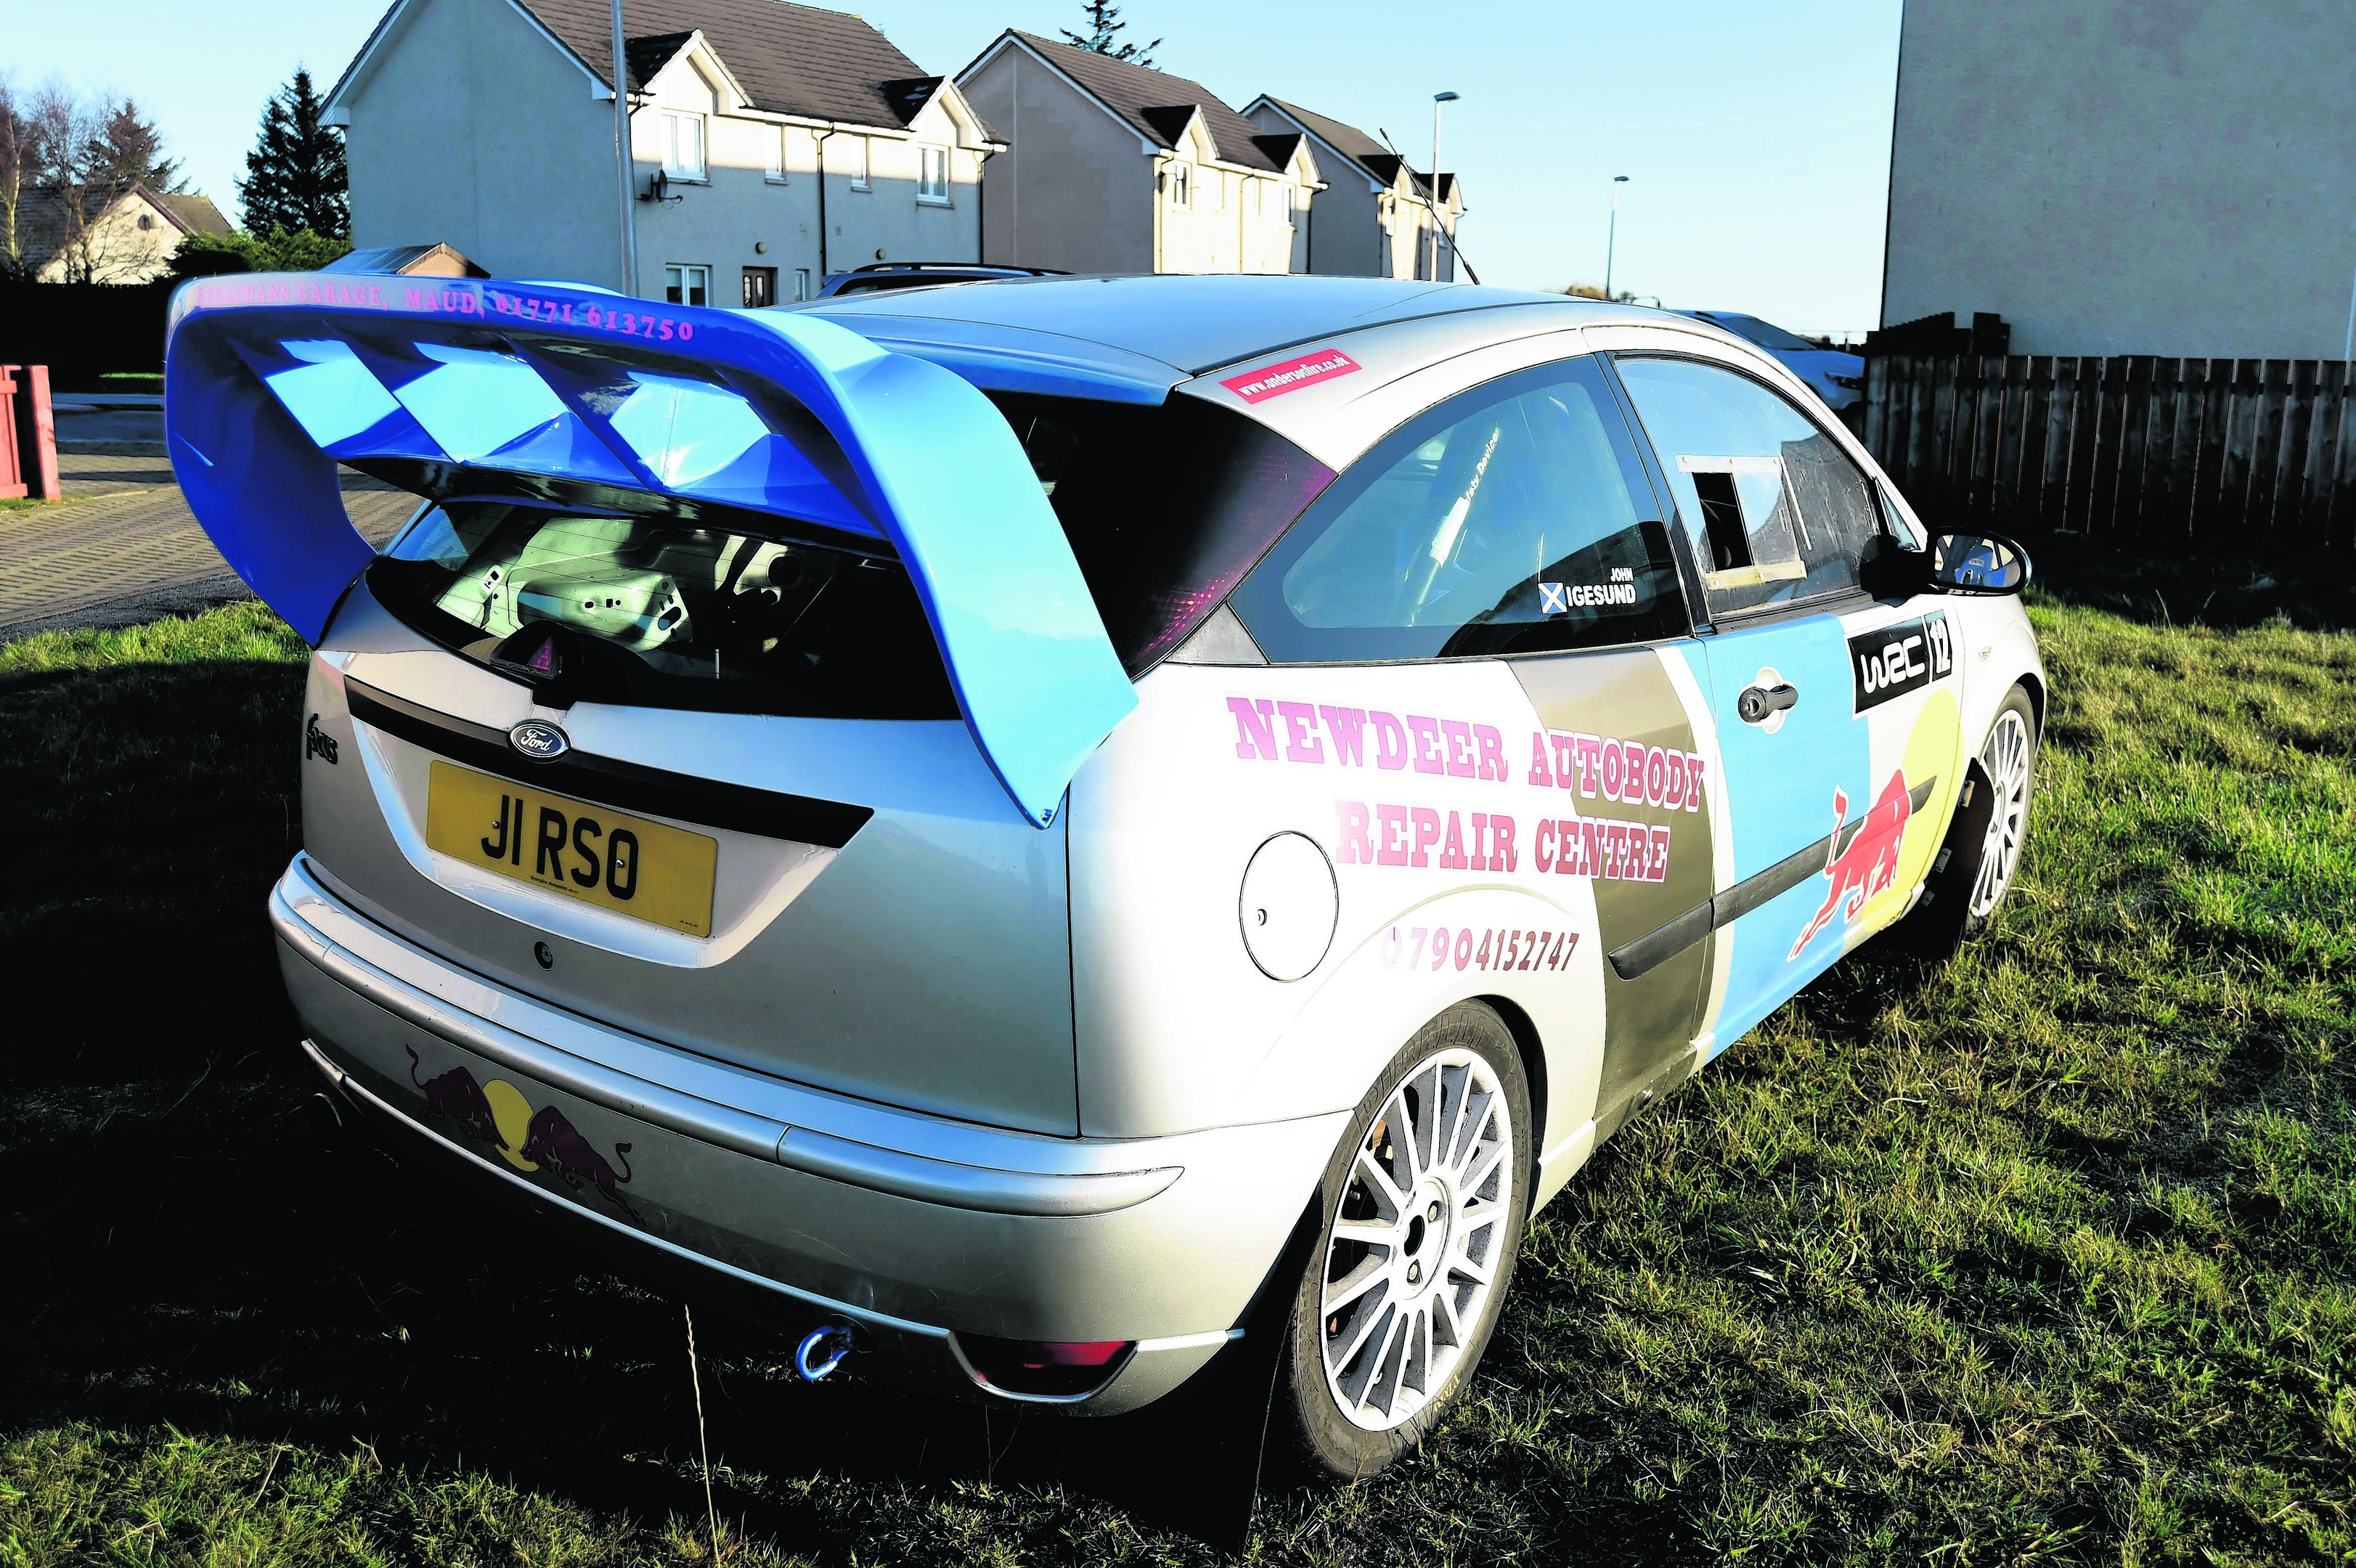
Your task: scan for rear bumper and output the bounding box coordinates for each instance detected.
[271,857,1345,1413]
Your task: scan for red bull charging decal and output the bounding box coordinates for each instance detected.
[407,1045,638,1220]
[1789,769,1916,959]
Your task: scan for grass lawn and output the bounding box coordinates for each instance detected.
[1,594,2349,1565]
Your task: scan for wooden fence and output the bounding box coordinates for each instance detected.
[1861,355,2356,553]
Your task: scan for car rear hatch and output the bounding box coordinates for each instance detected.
[164,277,1151,1135]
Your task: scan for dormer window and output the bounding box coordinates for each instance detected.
[660,110,706,180]
[1167,163,1191,210]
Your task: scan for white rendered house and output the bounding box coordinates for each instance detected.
[1242,97,1462,282]
[327,0,1003,303]
[957,31,1322,277]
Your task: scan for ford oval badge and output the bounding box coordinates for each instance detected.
[509,719,571,761]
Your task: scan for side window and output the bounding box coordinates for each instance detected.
[1231,357,1689,662]
[1613,356,1882,618]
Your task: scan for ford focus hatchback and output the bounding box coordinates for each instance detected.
[166,272,2043,1476]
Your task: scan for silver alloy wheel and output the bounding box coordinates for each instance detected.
[1318,1047,1515,1432]
[1969,707,2034,919]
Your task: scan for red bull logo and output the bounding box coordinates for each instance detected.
[404,1046,637,1220]
[1789,769,1915,959]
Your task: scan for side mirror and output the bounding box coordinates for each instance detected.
[1928,532,2032,595]
[1857,533,1930,600]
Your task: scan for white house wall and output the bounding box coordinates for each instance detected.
[629,67,984,302]
[1151,126,1305,277]
[343,0,623,289]
[963,46,1153,274]
[1243,104,1381,279]
[1883,0,2356,358]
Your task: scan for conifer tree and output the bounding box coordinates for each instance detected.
[238,69,348,238]
[97,99,181,192]
[1061,0,1160,67]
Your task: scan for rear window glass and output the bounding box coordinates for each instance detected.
[369,503,958,718]
[364,388,1332,709]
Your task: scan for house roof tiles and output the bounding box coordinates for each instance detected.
[335,0,985,136]
[1255,96,1457,205]
[1005,32,1284,173]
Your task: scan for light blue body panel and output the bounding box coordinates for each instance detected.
[1682,620,1871,1049]
[163,271,1137,828]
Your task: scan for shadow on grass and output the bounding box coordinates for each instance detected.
[9,601,2352,1564]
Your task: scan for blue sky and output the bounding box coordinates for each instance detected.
[11,0,1902,334]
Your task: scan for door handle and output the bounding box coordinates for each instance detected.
[1737,682,1799,724]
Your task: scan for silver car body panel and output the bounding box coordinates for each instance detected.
[221,275,2045,1410]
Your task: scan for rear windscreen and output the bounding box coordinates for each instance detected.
[368,503,958,718]
[363,387,1333,711]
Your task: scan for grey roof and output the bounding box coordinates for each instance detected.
[1260,97,1390,171]
[335,0,979,134]
[1255,97,1456,203]
[16,184,229,270]
[157,192,235,237]
[1003,32,1284,173]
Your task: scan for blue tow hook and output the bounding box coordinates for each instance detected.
[796,1324,855,1382]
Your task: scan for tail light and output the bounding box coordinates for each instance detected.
[958,1334,1134,1398]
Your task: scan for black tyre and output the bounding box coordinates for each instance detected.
[1272,1002,1532,1478]
[1901,683,2038,957]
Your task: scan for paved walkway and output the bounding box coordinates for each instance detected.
[1,449,417,639]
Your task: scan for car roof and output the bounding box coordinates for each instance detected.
[795,274,1651,383]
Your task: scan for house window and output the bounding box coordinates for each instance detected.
[1167,163,1190,210]
[917,144,950,203]
[1282,185,1296,226]
[742,266,776,308]
[766,126,786,183]
[660,111,706,180]
[847,136,870,191]
[794,268,813,301]
[664,264,710,306]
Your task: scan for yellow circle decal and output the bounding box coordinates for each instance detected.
[1869,687,1963,928]
[481,1079,539,1169]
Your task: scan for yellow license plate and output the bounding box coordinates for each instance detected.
[425,761,717,937]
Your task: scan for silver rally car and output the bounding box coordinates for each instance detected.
[164,271,2042,1476]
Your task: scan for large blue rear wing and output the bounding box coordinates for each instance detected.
[164,273,1137,828]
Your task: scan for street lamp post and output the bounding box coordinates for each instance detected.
[1430,91,1459,282]
[1603,174,1629,302]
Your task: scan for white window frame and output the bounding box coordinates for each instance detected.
[659,110,707,181]
[765,125,786,184]
[847,135,871,192]
[794,268,813,301]
[664,264,712,306]
[916,143,950,205]
[1282,184,1297,228]
[1167,161,1191,211]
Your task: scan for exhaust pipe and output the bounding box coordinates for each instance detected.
[796,1323,855,1381]
[304,1091,348,1151]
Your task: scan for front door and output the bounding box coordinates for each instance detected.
[1613,354,1963,1052]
